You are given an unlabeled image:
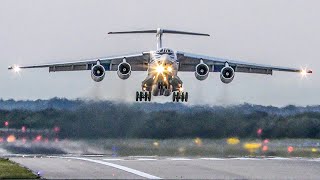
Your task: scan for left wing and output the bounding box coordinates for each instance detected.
[177,51,312,75]
[9,52,150,72]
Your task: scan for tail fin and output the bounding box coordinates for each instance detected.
[108,28,210,49]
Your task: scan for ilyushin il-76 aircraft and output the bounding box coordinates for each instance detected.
[9,28,312,102]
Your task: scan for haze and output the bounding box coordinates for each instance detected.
[0,0,318,106]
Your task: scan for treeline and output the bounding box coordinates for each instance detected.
[0,101,320,139]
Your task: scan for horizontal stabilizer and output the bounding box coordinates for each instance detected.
[108,28,210,36]
[162,29,210,36]
[108,30,157,34]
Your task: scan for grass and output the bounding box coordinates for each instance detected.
[0,158,38,179]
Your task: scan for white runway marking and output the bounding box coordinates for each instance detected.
[231,158,262,160]
[265,157,291,160]
[103,158,123,161]
[308,158,320,162]
[200,158,226,161]
[136,158,157,161]
[65,157,162,179]
[169,158,192,161]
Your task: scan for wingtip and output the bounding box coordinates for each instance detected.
[8,66,13,70]
[307,70,313,74]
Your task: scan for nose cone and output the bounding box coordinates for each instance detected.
[160,54,174,64]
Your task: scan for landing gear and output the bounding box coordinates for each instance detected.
[172,91,188,102]
[185,92,189,102]
[158,82,168,96]
[136,91,151,102]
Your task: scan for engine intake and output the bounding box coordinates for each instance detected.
[220,66,235,84]
[195,63,209,81]
[91,64,106,82]
[117,62,131,80]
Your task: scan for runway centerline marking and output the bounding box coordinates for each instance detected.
[64,157,162,179]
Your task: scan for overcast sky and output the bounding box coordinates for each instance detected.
[0,0,319,106]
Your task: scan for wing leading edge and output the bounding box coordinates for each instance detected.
[8,52,150,72]
[177,51,312,75]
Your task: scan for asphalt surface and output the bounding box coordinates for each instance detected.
[10,156,320,179]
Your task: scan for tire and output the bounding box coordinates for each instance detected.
[176,92,180,102]
[185,92,189,102]
[148,91,151,101]
[139,92,143,101]
[172,92,176,102]
[158,82,162,89]
[136,91,139,101]
[160,88,164,96]
[181,92,185,102]
[144,92,148,101]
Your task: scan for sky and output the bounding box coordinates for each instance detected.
[0,0,319,106]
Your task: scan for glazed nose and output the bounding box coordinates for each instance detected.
[160,54,173,65]
[160,54,171,61]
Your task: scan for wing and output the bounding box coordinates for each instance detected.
[8,52,150,72]
[177,51,312,75]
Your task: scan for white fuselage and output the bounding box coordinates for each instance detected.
[142,48,182,96]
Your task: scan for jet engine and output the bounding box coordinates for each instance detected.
[117,62,132,80]
[195,62,209,81]
[220,66,235,84]
[91,64,106,82]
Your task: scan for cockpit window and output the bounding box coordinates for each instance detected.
[156,48,173,55]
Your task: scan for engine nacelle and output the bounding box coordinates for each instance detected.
[117,62,131,80]
[91,64,106,82]
[220,66,235,84]
[195,63,209,81]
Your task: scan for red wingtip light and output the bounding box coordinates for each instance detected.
[307,70,312,74]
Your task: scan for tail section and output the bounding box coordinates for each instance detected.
[108,28,210,49]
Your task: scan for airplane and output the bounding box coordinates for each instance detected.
[9,28,312,102]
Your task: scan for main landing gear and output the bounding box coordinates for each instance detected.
[136,91,151,102]
[172,91,189,102]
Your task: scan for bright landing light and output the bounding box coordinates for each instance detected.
[301,69,307,77]
[13,65,21,73]
[156,66,164,74]
[167,66,173,72]
[300,68,312,78]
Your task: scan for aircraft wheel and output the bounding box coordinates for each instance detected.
[139,92,143,101]
[176,92,180,102]
[158,82,162,89]
[181,92,185,102]
[172,92,176,102]
[136,91,139,101]
[144,92,148,101]
[185,92,189,102]
[148,91,151,101]
[160,88,165,96]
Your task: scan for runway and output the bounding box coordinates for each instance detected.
[10,156,320,179]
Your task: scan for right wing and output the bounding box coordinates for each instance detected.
[177,51,312,75]
[9,52,150,72]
